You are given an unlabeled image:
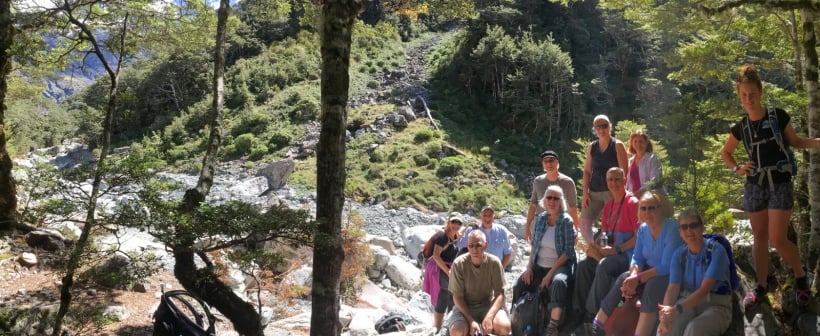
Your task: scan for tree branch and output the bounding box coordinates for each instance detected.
[699,0,820,14]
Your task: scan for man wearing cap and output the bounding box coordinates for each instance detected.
[457,205,513,271]
[524,150,579,242]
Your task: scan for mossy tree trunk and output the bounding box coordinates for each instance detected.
[174,1,264,335]
[801,9,820,290]
[0,0,16,232]
[311,0,363,334]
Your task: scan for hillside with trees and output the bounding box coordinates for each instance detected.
[0,0,819,334]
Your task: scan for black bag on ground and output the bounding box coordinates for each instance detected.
[374,312,407,334]
[153,289,216,336]
[510,290,544,336]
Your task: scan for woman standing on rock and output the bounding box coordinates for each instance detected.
[719,64,820,308]
[512,185,576,336]
[422,215,463,332]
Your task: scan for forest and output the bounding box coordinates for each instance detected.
[0,0,818,334]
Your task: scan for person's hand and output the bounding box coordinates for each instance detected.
[657,319,669,335]
[582,193,591,208]
[522,268,533,285]
[658,304,677,323]
[525,225,532,242]
[540,273,552,289]
[600,245,616,257]
[481,315,494,334]
[621,274,639,295]
[469,320,481,335]
[736,161,756,176]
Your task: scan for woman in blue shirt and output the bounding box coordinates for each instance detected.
[586,190,684,336]
[657,208,732,336]
[512,185,576,336]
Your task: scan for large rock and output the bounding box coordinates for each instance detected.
[25,230,67,252]
[256,158,295,191]
[384,256,422,291]
[368,235,396,255]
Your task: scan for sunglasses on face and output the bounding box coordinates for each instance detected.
[593,124,609,130]
[450,221,462,225]
[467,243,484,249]
[607,177,624,182]
[678,222,702,231]
[640,205,658,212]
[545,196,561,201]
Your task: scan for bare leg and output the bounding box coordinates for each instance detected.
[434,312,443,330]
[580,217,594,246]
[635,312,658,336]
[767,209,806,278]
[550,307,563,321]
[748,210,770,287]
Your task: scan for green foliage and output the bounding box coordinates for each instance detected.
[413,129,435,143]
[437,156,466,177]
[425,141,442,157]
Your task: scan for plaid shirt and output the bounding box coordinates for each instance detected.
[531,211,577,267]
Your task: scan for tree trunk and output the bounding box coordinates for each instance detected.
[801,9,820,290]
[53,9,127,335]
[311,0,362,334]
[0,0,15,232]
[174,2,264,335]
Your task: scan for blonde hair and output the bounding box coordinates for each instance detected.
[638,190,673,222]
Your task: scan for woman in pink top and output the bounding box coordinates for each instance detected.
[626,129,662,196]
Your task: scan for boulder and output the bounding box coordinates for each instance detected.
[384,256,422,291]
[368,235,396,255]
[25,230,67,252]
[256,158,295,191]
[19,252,38,267]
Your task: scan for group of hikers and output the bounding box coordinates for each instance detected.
[420,64,820,336]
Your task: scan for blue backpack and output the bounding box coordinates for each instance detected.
[681,233,740,293]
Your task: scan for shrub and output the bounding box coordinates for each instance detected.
[234,133,258,155]
[369,150,384,163]
[414,129,434,143]
[268,132,293,151]
[413,154,430,166]
[437,156,466,177]
[480,146,491,155]
[425,141,442,157]
[367,80,380,89]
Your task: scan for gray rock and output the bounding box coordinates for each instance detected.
[103,305,130,321]
[386,113,408,129]
[384,256,422,291]
[369,236,396,255]
[25,230,66,252]
[19,252,38,267]
[256,158,295,191]
[395,106,416,121]
[283,267,313,288]
[370,245,391,269]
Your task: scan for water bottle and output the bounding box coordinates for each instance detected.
[600,231,609,247]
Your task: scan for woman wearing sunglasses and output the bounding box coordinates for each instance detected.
[585,190,684,336]
[657,209,732,336]
[513,185,576,336]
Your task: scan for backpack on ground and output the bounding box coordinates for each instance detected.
[374,312,407,334]
[152,289,216,336]
[680,233,740,293]
[510,291,544,336]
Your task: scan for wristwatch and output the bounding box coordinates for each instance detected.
[675,303,684,314]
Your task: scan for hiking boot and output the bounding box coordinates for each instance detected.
[796,276,811,307]
[589,322,605,336]
[743,285,768,309]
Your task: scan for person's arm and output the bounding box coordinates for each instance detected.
[432,243,450,275]
[500,253,511,270]
[484,261,507,333]
[783,122,820,149]
[616,140,629,174]
[525,202,537,242]
[721,132,754,175]
[582,144,593,209]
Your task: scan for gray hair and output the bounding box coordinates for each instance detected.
[540,185,568,212]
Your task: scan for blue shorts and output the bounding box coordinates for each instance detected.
[742,181,793,212]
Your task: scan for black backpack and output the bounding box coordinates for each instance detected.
[374,312,407,334]
[510,291,544,336]
[152,290,216,336]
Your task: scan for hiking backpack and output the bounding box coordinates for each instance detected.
[739,108,797,187]
[681,233,740,293]
[510,291,544,336]
[374,312,407,334]
[152,289,216,336]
